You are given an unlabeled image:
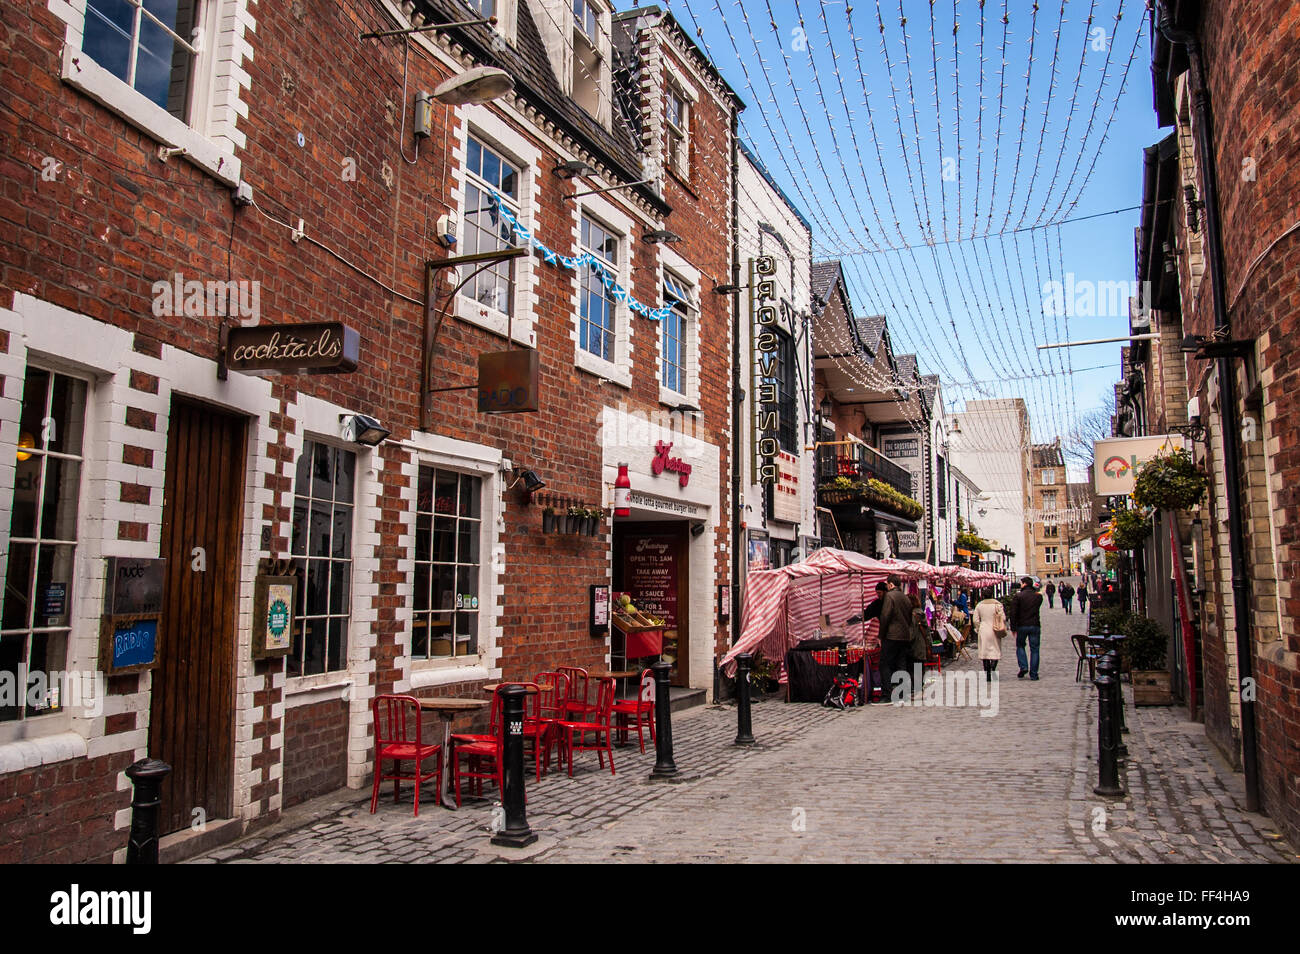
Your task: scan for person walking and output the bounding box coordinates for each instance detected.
[877,575,916,700]
[1045,579,1056,609]
[1009,576,1044,680]
[1077,585,1089,614]
[971,587,1007,683]
[847,581,889,703]
[1059,581,1075,614]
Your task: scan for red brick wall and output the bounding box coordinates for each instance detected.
[0,751,133,864]
[1173,0,1300,844]
[282,699,349,808]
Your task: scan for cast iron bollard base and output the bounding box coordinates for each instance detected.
[1093,674,1125,797]
[734,653,755,746]
[491,684,537,848]
[125,758,172,864]
[1098,653,1129,758]
[649,661,678,779]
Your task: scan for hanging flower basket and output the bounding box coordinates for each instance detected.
[1132,449,1209,512]
[1110,507,1152,549]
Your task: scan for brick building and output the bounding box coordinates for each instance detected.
[1030,441,1067,577]
[1127,0,1300,846]
[0,0,738,861]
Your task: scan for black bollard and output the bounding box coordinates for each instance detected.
[124,758,172,864]
[1099,651,1129,757]
[1093,674,1125,797]
[491,684,537,848]
[1108,637,1130,735]
[649,661,678,779]
[734,653,755,746]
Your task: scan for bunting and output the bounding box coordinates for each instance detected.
[486,191,674,322]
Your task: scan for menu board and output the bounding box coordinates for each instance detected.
[622,534,679,628]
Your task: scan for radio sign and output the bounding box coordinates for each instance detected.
[477,349,539,414]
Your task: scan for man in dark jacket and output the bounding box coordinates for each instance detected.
[1045,580,1056,608]
[878,576,916,700]
[1009,576,1044,680]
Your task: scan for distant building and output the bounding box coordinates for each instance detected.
[947,399,1033,575]
[1031,441,1068,577]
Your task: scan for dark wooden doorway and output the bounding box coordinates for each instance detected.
[149,398,247,835]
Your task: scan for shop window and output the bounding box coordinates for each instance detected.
[412,466,482,660]
[1,368,88,722]
[579,214,620,363]
[462,135,522,316]
[290,441,355,677]
[771,330,798,452]
[661,273,694,396]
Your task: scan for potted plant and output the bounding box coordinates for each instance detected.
[1125,614,1173,706]
[748,651,779,695]
[586,507,604,536]
[567,506,585,534]
[542,506,556,533]
[1132,449,1209,512]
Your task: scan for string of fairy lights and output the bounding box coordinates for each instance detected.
[663,0,1149,490]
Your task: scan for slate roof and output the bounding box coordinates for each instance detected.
[1032,443,1065,468]
[414,0,667,213]
[811,260,841,314]
[919,373,940,412]
[894,353,918,384]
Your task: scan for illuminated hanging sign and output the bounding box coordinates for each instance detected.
[225,323,359,374]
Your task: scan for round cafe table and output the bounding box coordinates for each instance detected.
[416,697,489,809]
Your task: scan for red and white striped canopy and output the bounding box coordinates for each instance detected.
[720,548,1006,674]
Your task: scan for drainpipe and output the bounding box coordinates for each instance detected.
[730,108,743,645]
[1158,4,1259,812]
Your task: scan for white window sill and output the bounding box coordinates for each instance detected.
[283,676,354,709]
[576,348,631,389]
[0,729,87,774]
[61,45,241,188]
[454,293,536,348]
[409,662,490,689]
[659,384,698,409]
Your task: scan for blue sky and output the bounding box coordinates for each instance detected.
[657,0,1160,446]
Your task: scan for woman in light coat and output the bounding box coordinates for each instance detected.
[971,587,1007,683]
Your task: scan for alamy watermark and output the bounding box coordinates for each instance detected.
[151,272,261,325]
[889,667,1000,717]
[0,666,105,718]
[1042,274,1152,320]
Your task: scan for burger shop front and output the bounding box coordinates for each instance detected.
[603,409,721,693]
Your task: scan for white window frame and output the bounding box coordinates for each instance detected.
[660,58,698,181]
[409,463,487,667]
[287,437,357,680]
[1041,468,1056,485]
[570,192,633,388]
[657,248,700,407]
[568,0,611,126]
[0,365,90,730]
[451,109,540,348]
[53,0,245,186]
[404,434,502,686]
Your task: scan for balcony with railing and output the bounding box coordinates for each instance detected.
[816,441,914,498]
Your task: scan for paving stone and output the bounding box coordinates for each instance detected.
[189,608,1297,865]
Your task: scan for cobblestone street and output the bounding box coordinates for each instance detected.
[195,608,1296,864]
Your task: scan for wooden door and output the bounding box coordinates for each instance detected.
[149,398,247,835]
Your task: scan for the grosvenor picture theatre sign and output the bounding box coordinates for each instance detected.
[224,322,360,374]
[751,255,791,487]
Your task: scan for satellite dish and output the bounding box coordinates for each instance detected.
[432,66,515,105]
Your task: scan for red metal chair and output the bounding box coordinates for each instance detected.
[452,688,503,807]
[611,668,656,753]
[520,681,557,781]
[370,694,442,817]
[557,676,616,776]
[450,683,501,748]
[557,665,595,720]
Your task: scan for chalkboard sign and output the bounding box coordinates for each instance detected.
[99,613,159,675]
[106,557,166,615]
